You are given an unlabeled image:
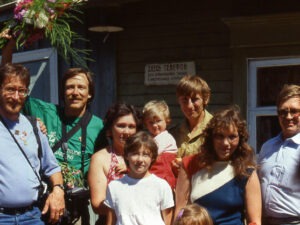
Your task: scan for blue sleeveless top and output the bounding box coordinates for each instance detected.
[190,161,251,225]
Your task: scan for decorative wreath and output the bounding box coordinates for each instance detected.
[0,0,90,67]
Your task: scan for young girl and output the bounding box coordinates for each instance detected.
[143,100,178,189]
[174,204,213,225]
[104,131,174,225]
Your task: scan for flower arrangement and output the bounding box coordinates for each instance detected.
[59,162,84,189]
[0,0,90,67]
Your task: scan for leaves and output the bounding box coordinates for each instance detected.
[59,162,84,190]
[0,0,91,68]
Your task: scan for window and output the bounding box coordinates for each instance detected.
[1,48,59,104]
[248,57,300,153]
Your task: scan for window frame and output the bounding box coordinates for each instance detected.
[1,48,59,104]
[247,56,300,152]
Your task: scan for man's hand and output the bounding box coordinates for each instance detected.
[37,118,48,135]
[0,28,11,39]
[42,187,65,224]
[0,31,15,66]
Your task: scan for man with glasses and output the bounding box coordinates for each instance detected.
[0,63,65,225]
[1,38,104,225]
[258,84,300,225]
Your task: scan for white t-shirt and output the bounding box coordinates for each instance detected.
[105,174,174,225]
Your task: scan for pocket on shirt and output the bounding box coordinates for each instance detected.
[270,165,285,184]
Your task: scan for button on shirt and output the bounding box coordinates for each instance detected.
[258,132,300,218]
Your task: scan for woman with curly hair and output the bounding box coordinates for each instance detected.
[175,105,261,225]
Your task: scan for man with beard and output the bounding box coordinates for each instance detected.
[0,63,65,225]
[258,84,300,225]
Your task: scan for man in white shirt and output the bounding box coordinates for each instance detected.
[258,84,300,225]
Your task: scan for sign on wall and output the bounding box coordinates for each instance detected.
[144,61,196,85]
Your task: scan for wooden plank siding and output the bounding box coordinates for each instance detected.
[115,0,233,124]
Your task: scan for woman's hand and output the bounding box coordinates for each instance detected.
[115,163,127,174]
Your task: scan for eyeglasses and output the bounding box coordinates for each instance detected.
[277,108,300,118]
[2,86,29,97]
[213,133,239,143]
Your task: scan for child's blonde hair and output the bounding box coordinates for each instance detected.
[143,100,171,125]
[174,204,213,225]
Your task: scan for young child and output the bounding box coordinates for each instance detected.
[173,204,213,225]
[143,100,178,189]
[104,131,174,225]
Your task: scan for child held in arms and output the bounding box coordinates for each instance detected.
[143,100,178,189]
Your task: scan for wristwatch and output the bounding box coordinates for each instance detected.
[53,184,65,191]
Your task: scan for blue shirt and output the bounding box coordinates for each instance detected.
[0,114,61,207]
[258,132,300,218]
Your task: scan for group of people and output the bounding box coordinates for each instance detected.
[1,41,300,225]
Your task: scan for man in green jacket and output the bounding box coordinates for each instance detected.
[23,68,104,225]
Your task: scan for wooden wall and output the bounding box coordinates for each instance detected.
[114,0,300,124]
[116,0,233,124]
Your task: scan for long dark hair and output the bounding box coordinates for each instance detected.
[103,103,143,133]
[198,105,256,177]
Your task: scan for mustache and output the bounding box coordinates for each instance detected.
[68,96,82,100]
[7,99,23,104]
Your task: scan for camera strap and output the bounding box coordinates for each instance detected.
[0,115,43,187]
[52,110,91,153]
[55,110,92,184]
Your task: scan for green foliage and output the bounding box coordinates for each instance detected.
[0,0,92,69]
[59,162,84,189]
